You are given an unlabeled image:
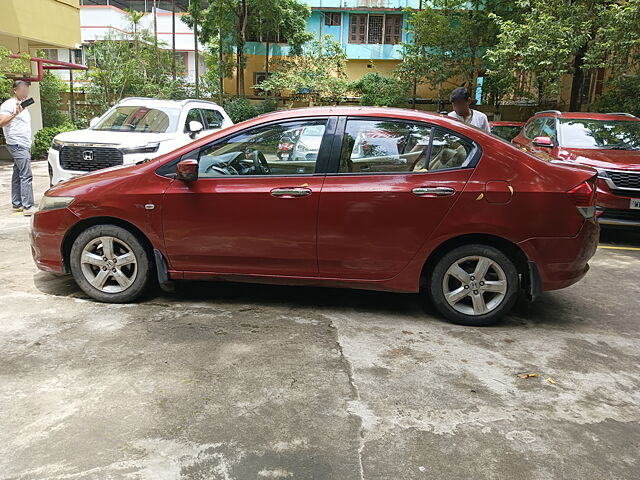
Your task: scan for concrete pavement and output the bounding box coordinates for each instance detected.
[1,161,639,479]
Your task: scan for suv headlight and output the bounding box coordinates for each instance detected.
[51,138,65,151]
[120,143,160,155]
[39,195,75,212]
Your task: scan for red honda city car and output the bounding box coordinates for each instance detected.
[489,121,524,142]
[512,111,640,227]
[31,107,599,326]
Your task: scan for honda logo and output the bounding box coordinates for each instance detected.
[83,150,94,161]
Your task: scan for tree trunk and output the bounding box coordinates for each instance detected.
[236,0,248,97]
[265,40,270,75]
[219,29,224,104]
[569,46,587,112]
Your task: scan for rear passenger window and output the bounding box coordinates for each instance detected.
[338,119,474,174]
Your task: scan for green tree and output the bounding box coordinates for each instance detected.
[485,0,622,110]
[83,10,187,112]
[256,36,348,106]
[349,72,409,107]
[185,0,312,97]
[400,0,507,108]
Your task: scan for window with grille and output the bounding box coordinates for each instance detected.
[349,14,403,45]
[325,12,341,26]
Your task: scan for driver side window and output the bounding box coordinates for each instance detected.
[196,120,327,178]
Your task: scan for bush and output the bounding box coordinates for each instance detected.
[350,72,409,108]
[40,71,69,128]
[32,123,76,160]
[223,97,279,123]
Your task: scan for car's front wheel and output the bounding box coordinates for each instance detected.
[70,225,151,303]
[428,244,519,326]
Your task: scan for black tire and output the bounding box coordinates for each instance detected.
[428,244,519,326]
[70,224,152,303]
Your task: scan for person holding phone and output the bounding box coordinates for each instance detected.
[0,80,35,216]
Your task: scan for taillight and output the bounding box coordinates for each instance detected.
[567,178,597,218]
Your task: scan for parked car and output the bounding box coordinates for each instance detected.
[276,124,325,161]
[31,107,599,326]
[490,121,524,142]
[512,111,640,227]
[48,97,233,185]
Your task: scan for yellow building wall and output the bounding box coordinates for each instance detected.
[0,0,81,50]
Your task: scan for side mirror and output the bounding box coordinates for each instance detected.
[176,158,198,182]
[89,117,99,128]
[533,136,553,148]
[188,120,204,139]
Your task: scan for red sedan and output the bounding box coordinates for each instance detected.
[31,107,599,326]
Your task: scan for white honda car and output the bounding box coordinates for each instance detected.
[48,97,233,185]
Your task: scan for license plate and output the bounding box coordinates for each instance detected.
[631,199,640,210]
[281,153,289,160]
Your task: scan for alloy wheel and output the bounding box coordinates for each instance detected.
[80,236,138,293]
[442,255,508,316]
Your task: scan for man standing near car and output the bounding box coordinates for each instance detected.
[448,86,490,133]
[0,80,35,216]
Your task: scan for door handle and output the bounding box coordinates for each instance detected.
[270,187,312,198]
[412,186,456,197]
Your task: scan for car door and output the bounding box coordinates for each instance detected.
[317,117,479,280]
[161,117,335,276]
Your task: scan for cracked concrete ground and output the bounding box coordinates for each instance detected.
[1,160,639,479]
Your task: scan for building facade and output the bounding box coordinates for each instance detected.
[52,1,204,87]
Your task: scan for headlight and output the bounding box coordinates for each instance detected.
[39,196,75,212]
[120,143,160,155]
[51,138,65,151]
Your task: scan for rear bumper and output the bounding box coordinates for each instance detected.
[518,218,599,291]
[30,208,79,273]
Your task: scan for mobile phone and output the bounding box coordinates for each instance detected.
[20,98,35,108]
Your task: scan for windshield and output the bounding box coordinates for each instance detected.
[93,106,181,133]
[560,119,640,149]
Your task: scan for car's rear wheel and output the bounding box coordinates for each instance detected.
[428,244,519,326]
[70,225,151,303]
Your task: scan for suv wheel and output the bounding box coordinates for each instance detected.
[70,225,151,303]
[428,244,519,326]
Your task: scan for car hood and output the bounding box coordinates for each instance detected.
[558,148,640,171]
[46,162,145,197]
[54,129,177,146]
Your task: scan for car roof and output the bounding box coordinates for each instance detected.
[533,111,639,121]
[117,97,222,109]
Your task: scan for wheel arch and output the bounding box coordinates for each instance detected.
[420,233,534,296]
[61,216,156,274]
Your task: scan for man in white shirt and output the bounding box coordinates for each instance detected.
[0,80,34,216]
[447,87,490,133]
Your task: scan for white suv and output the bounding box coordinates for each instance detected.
[48,97,233,185]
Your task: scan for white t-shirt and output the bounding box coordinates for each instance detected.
[448,109,490,133]
[1,97,31,148]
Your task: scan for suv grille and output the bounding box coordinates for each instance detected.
[605,170,640,190]
[60,146,123,172]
